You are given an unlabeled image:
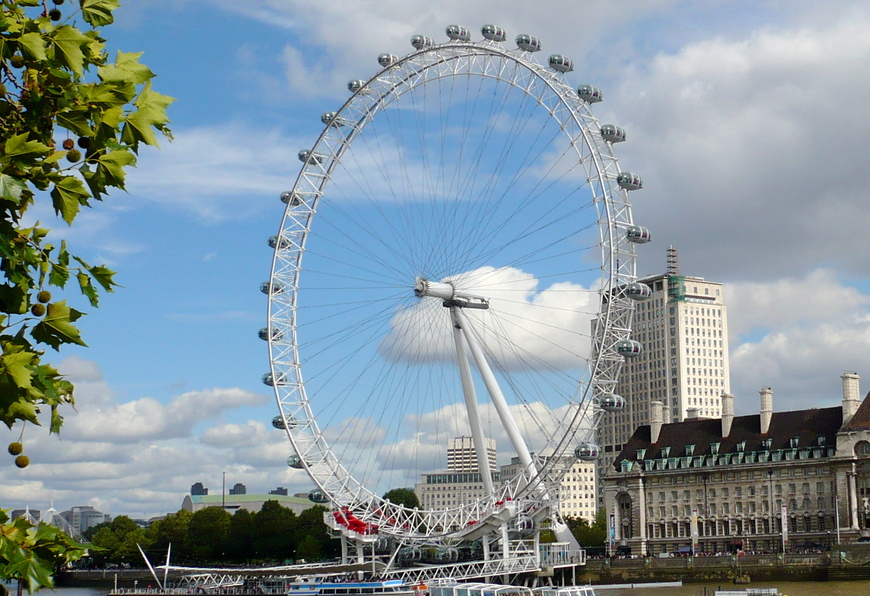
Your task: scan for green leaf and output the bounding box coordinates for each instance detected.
[88,264,116,292]
[56,108,95,138]
[49,241,71,288]
[49,25,91,77]
[96,149,135,189]
[2,347,36,391]
[0,285,28,315]
[81,0,121,27]
[99,51,154,84]
[50,176,91,224]
[121,82,175,149]
[2,133,51,163]
[50,404,63,433]
[6,398,39,425]
[76,271,98,307]
[0,173,29,204]
[31,300,87,349]
[17,32,47,61]
[101,105,124,128]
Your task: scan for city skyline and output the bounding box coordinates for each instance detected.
[3,0,870,519]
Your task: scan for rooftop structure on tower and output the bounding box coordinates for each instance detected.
[597,247,731,478]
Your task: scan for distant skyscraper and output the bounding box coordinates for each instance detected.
[447,436,497,472]
[598,247,731,474]
[190,481,208,496]
[62,505,111,534]
[416,436,498,510]
[269,486,289,496]
[229,482,247,495]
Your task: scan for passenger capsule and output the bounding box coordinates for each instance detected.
[515,34,541,52]
[548,54,574,73]
[617,172,643,191]
[411,35,434,49]
[625,282,652,301]
[577,85,603,103]
[268,235,291,250]
[308,489,329,504]
[348,79,369,94]
[597,394,626,413]
[574,442,601,461]
[626,225,652,244]
[258,327,283,341]
[446,25,471,41]
[263,373,286,387]
[321,112,349,127]
[260,281,284,295]
[280,191,302,206]
[616,339,643,358]
[298,150,326,165]
[601,124,626,143]
[481,24,506,42]
[287,454,304,469]
[272,414,297,429]
[377,53,398,68]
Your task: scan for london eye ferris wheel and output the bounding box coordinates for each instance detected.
[261,23,650,555]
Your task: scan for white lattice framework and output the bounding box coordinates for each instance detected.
[265,31,639,545]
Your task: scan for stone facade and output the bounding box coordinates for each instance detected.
[604,374,870,555]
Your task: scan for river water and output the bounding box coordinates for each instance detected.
[41,582,870,596]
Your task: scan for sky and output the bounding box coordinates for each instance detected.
[4,0,870,520]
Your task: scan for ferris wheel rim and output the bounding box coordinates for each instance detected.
[265,32,638,540]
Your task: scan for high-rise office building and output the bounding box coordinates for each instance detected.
[598,247,731,474]
[447,436,497,472]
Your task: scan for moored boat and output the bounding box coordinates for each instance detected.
[287,578,417,596]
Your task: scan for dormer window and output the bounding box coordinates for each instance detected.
[685,444,695,456]
[762,438,773,450]
[710,442,720,456]
[636,448,647,461]
[818,436,826,447]
[737,440,746,453]
[790,436,800,449]
[661,446,671,458]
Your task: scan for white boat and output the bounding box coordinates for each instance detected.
[287,578,417,596]
[715,590,780,596]
[429,584,595,596]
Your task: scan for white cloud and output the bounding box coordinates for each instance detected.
[613,10,870,280]
[726,269,869,339]
[0,359,296,518]
[125,123,304,223]
[380,266,596,370]
[726,270,870,413]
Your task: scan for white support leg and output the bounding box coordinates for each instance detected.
[453,308,538,479]
[450,307,495,495]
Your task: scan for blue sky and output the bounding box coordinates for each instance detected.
[4,0,870,519]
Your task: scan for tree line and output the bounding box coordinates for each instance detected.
[83,501,607,568]
[85,502,340,567]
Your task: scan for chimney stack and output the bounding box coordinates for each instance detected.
[650,400,664,443]
[760,387,773,434]
[842,372,861,426]
[687,407,700,419]
[721,393,734,438]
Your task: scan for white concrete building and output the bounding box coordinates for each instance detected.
[416,436,497,510]
[557,459,598,522]
[416,437,598,522]
[447,436,497,473]
[598,247,731,474]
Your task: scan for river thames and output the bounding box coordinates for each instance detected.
[43,582,870,596]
